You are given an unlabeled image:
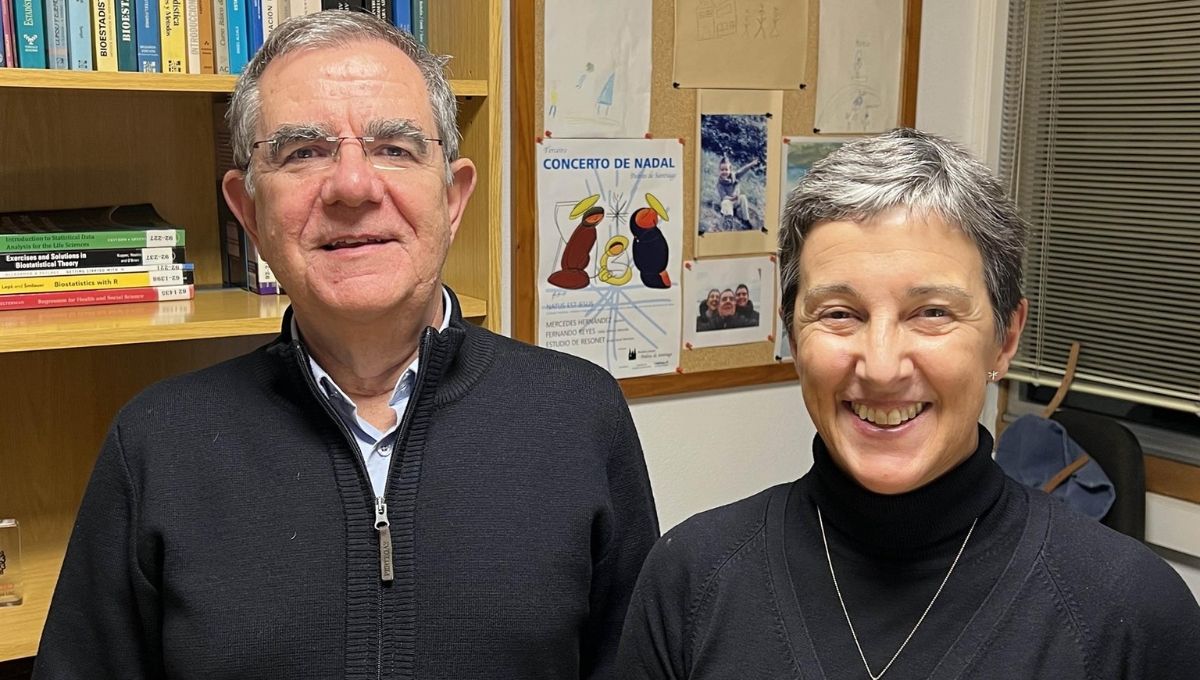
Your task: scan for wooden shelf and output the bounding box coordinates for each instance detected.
[0,544,62,662]
[0,70,489,97]
[0,288,487,353]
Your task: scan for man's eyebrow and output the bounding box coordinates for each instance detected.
[268,123,333,141]
[907,285,974,302]
[802,283,859,304]
[365,118,430,145]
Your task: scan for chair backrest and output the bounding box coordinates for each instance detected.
[1050,407,1146,541]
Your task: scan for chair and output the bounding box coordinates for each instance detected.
[1049,407,1147,541]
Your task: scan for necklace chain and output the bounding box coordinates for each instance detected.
[817,508,978,680]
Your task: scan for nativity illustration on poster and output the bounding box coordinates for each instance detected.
[537,138,684,379]
[543,0,652,138]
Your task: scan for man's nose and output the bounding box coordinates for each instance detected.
[320,140,385,207]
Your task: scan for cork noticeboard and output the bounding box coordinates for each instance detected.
[512,0,924,400]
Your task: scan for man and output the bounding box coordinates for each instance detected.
[733,283,758,325]
[35,11,658,680]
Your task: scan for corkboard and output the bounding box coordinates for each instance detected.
[512,0,923,398]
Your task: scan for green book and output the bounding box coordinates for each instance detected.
[0,204,186,253]
[115,0,139,71]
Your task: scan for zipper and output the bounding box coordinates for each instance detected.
[374,496,394,582]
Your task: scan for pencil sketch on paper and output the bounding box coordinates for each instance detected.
[695,1,785,42]
[675,0,808,89]
[543,0,652,138]
[814,0,903,134]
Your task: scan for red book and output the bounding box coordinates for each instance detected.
[0,284,195,311]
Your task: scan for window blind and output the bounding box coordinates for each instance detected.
[999,0,1200,414]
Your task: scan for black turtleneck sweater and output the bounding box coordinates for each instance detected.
[617,426,1200,679]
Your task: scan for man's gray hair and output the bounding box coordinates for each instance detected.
[227,10,459,193]
[778,128,1026,343]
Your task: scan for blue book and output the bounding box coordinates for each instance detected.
[134,0,160,71]
[65,0,91,69]
[226,0,247,73]
[45,0,70,68]
[114,0,135,70]
[16,0,48,68]
[391,0,409,33]
[246,0,261,57]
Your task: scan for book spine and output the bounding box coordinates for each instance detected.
[0,263,191,278]
[364,0,388,24]
[391,0,409,32]
[0,284,194,311]
[0,229,185,252]
[0,11,5,67]
[114,0,136,69]
[46,0,69,68]
[411,0,425,45]
[0,246,186,271]
[261,0,276,41]
[135,0,160,71]
[196,0,211,72]
[245,0,260,56]
[16,0,48,68]
[1,0,13,67]
[211,0,226,73]
[245,241,280,294]
[0,269,194,295]
[65,0,91,69]
[158,0,184,72]
[225,0,246,73]
[92,0,117,70]
[183,0,198,72]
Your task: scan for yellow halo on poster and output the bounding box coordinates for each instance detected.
[569,194,602,220]
[645,192,669,221]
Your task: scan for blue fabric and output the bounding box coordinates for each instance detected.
[995,414,1115,520]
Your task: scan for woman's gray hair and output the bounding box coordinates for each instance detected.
[778,128,1026,343]
[228,10,459,193]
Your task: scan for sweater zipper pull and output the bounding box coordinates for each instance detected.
[375,496,394,583]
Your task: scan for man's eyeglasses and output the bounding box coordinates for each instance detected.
[250,134,444,174]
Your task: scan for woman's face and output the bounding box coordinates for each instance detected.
[788,207,1025,494]
[706,290,719,310]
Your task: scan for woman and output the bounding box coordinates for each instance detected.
[617,129,1200,678]
[696,288,720,331]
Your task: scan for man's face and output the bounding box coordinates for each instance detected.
[223,40,476,325]
[718,291,736,317]
[789,208,1025,495]
[736,287,749,307]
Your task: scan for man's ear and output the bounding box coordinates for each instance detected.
[222,169,261,250]
[444,158,477,244]
[993,298,1029,377]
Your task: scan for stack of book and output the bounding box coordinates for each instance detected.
[0,0,428,73]
[0,204,195,311]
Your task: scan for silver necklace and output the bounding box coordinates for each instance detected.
[817,508,978,680]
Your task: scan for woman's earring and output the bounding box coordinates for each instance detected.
[987,371,1000,381]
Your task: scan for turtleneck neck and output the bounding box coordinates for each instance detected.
[808,424,1004,558]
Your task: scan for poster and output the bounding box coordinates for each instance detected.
[537,138,684,378]
[673,0,811,89]
[544,0,653,138]
[682,256,776,349]
[780,136,852,211]
[814,0,904,134]
[695,89,782,257]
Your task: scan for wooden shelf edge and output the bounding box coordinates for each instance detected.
[621,362,797,400]
[0,70,488,97]
[0,290,487,354]
[1146,454,1200,506]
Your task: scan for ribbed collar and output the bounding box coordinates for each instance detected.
[808,425,1005,557]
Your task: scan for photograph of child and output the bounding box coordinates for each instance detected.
[699,114,768,234]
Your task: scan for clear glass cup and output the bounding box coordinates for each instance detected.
[0,519,23,606]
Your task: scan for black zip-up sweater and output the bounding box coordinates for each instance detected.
[35,290,660,679]
[617,427,1200,679]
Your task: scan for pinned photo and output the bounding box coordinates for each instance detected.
[683,256,776,349]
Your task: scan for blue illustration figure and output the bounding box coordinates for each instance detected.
[596,72,615,116]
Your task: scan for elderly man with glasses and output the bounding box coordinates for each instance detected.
[35,11,658,680]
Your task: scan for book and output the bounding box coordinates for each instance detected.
[16,0,47,68]
[184,0,199,73]
[46,0,69,69]
[0,284,195,311]
[262,0,278,41]
[0,204,185,252]
[225,0,246,73]
[65,0,92,70]
[364,0,389,24]
[0,269,194,295]
[0,246,187,271]
[411,0,425,45]
[135,0,161,71]
[245,240,280,294]
[0,262,192,278]
[196,0,213,72]
[115,0,137,70]
[159,0,184,73]
[211,0,227,73]
[285,0,319,20]
[92,0,117,70]
[0,0,12,67]
[391,0,410,32]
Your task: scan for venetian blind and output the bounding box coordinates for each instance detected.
[998,0,1200,414]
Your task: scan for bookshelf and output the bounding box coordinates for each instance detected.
[0,0,502,663]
